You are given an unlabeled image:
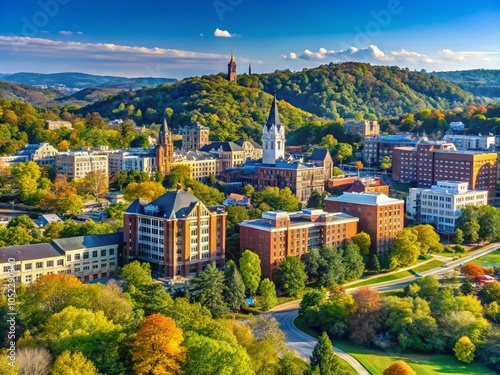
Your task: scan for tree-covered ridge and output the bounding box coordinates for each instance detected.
[238,62,476,119]
[0,81,64,104]
[431,69,500,99]
[77,75,318,141]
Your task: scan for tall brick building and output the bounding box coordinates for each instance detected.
[239,209,358,279]
[392,143,498,201]
[325,192,404,254]
[123,189,226,277]
[156,119,174,176]
[182,123,210,151]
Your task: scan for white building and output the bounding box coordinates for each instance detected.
[108,148,156,177]
[262,95,286,165]
[55,151,108,180]
[443,134,495,151]
[0,233,121,284]
[14,143,59,166]
[407,181,488,234]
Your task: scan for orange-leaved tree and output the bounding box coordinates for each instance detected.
[461,264,485,280]
[131,314,186,375]
[383,360,417,375]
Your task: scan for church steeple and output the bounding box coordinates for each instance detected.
[262,94,285,165]
[156,118,174,175]
[227,51,237,82]
[249,63,252,75]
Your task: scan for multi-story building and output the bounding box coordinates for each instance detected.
[325,192,404,254]
[55,151,108,180]
[156,119,174,176]
[199,142,246,173]
[108,148,156,177]
[443,134,495,151]
[362,134,419,165]
[0,155,29,166]
[344,120,380,137]
[393,143,498,201]
[45,120,72,130]
[182,123,210,151]
[235,139,263,161]
[0,233,121,285]
[407,181,487,234]
[172,150,218,181]
[123,188,226,278]
[14,143,59,167]
[239,209,359,279]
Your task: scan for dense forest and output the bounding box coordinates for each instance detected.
[0,81,64,105]
[432,70,500,99]
[238,62,477,118]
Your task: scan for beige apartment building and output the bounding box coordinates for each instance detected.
[55,151,109,180]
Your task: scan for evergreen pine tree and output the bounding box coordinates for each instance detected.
[309,332,341,375]
[223,260,247,312]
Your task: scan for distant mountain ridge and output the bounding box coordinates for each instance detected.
[1,72,176,92]
[0,80,64,104]
[430,69,500,99]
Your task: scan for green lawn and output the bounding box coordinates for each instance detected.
[467,249,500,266]
[347,260,445,288]
[390,182,411,193]
[294,317,495,375]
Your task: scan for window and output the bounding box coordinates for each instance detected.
[75,254,81,260]
[36,262,43,269]
[83,253,89,260]
[92,251,98,258]
[46,260,54,267]
[93,264,99,269]
[67,255,71,262]
[83,266,90,271]
[75,267,80,272]
[25,263,32,270]
[57,259,64,266]
[101,249,106,257]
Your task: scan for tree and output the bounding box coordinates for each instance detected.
[453,228,464,245]
[379,156,391,171]
[239,250,261,296]
[335,143,352,167]
[304,246,345,287]
[50,351,100,375]
[307,190,329,209]
[461,264,485,280]
[383,360,416,375]
[355,160,363,179]
[276,350,309,375]
[16,347,52,375]
[342,242,365,281]
[57,139,70,151]
[353,232,371,256]
[123,181,166,202]
[241,184,255,198]
[392,228,420,266]
[225,206,249,234]
[104,202,128,220]
[411,276,439,300]
[319,134,338,150]
[110,170,128,190]
[11,161,46,205]
[80,170,109,201]
[258,278,278,310]
[191,263,229,318]
[349,287,381,346]
[412,224,440,255]
[131,314,186,375]
[274,256,308,298]
[454,336,476,363]
[308,332,340,375]
[223,260,246,312]
[119,261,153,290]
[368,254,381,273]
[40,175,83,216]
[252,187,301,212]
[332,167,344,177]
[480,281,500,304]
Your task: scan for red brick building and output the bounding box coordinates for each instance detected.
[124,189,226,277]
[392,143,498,201]
[325,192,404,254]
[239,209,358,279]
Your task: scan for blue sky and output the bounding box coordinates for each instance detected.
[0,0,499,78]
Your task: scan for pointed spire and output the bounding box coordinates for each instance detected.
[249,63,252,75]
[230,50,234,62]
[265,92,281,130]
[161,118,169,133]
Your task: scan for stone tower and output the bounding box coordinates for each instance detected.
[262,94,285,165]
[156,118,174,175]
[227,51,237,82]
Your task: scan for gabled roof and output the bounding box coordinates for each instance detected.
[235,139,262,149]
[199,142,243,152]
[309,148,330,161]
[0,243,63,263]
[265,94,283,131]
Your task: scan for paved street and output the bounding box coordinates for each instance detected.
[269,243,500,375]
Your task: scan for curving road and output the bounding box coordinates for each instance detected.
[269,243,500,375]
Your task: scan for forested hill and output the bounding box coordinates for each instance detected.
[238,62,476,119]
[0,80,64,104]
[77,75,319,141]
[431,69,500,99]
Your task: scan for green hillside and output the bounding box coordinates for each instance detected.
[431,69,500,99]
[0,80,64,104]
[238,62,476,119]
[77,75,319,141]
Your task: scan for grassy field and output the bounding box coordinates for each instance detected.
[467,249,500,266]
[294,317,495,375]
[347,260,445,288]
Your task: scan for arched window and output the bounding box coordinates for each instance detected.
[271,142,274,149]
[277,141,281,150]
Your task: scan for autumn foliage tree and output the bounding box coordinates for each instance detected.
[131,314,186,375]
[383,360,416,375]
[461,264,485,280]
[349,287,382,346]
[454,336,476,363]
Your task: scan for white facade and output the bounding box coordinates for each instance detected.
[443,134,495,151]
[55,152,108,180]
[108,149,156,176]
[407,180,488,234]
[262,124,285,164]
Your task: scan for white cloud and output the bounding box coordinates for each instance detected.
[390,49,440,64]
[200,33,204,37]
[77,31,84,35]
[440,49,500,62]
[59,30,73,36]
[282,45,394,63]
[214,28,232,38]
